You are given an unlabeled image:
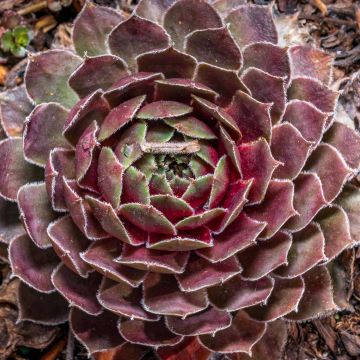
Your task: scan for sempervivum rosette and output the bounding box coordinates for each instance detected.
[1,0,360,358]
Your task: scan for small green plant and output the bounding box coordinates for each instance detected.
[1,26,32,57]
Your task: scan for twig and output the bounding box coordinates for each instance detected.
[299,14,357,28]
[355,4,360,31]
[17,0,47,15]
[141,140,200,154]
[40,337,66,360]
[312,0,328,16]
[35,15,57,32]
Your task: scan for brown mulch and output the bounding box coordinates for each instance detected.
[0,0,359,359]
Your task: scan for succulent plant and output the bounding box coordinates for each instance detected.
[1,0,360,358]
[1,25,32,58]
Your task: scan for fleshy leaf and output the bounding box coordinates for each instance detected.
[227,320,287,360]
[213,0,247,17]
[69,55,130,98]
[185,26,241,70]
[199,311,266,354]
[197,213,265,263]
[288,77,339,114]
[63,90,109,146]
[217,179,252,232]
[182,175,213,207]
[25,49,82,108]
[18,282,69,325]
[242,68,286,122]
[226,5,278,48]
[196,141,219,168]
[45,148,75,212]
[109,15,170,70]
[52,263,102,315]
[305,143,351,202]
[98,95,146,142]
[336,185,360,243]
[143,273,208,317]
[246,180,296,239]
[239,138,279,204]
[164,116,216,140]
[136,0,176,24]
[137,101,192,120]
[121,166,150,205]
[24,103,71,166]
[285,173,327,231]
[10,234,58,292]
[98,147,124,208]
[208,155,230,209]
[104,72,163,108]
[73,2,124,56]
[147,227,213,251]
[324,122,360,170]
[98,278,157,321]
[282,100,327,144]
[146,122,175,143]
[18,182,57,249]
[82,239,146,286]
[62,178,108,240]
[175,208,226,230]
[226,90,271,142]
[271,122,311,179]
[289,45,333,85]
[137,47,197,78]
[285,266,337,321]
[316,205,354,261]
[190,158,212,180]
[191,95,241,139]
[0,85,33,137]
[182,174,213,208]
[327,257,352,310]
[117,243,190,274]
[75,121,99,192]
[119,318,183,347]
[115,121,147,168]
[169,176,190,197]
[47,215,91,277]
[165,307,231,336]
[70,308,124,354]
[156,337,210,360]
[154,78,217,103]
[219,126,241,174]
[86,196,142,245]
[119,203,176,235]
[134,154,157,181]
[0,197,24,244]
[208,274,274,311]
[0,138,42,201]
[275,223,326,278]
[149,174,173,195]
[242,42,290,80]
[150,194,193,221]
[163,0,222,50]
[238,231,292,280]
[176,255,241,291]
[194,63,249,105]
[246,277,305,322]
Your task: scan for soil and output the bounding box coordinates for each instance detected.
[0,0,359,359]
